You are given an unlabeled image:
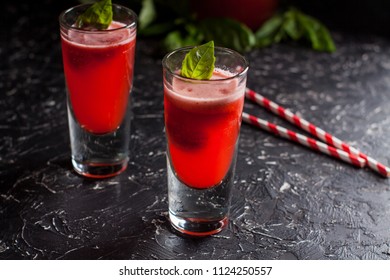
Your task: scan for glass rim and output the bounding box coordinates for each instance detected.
[59,3,137,33]
[162,46,249,82]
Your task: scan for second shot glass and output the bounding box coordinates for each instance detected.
[163,46,249,236]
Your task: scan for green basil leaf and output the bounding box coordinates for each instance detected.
[255,14,285,48]
[297,13,336,52]
[256,36,276,48]
[199,18,256,52]
[317,25,336,52]
[163,30,203,51]
[163,31,185,51]
[181,41,215,80]
[76,0,113,30]
[256,14,283,40]
[255,7,336,52]
[139,0,156,30]
[283,9,301,40]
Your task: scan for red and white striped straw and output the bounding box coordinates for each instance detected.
[242,112,365,168]
[245,88,390,177]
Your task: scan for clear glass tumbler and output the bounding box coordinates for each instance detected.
[163,46,249,236]
[59,4,137,178]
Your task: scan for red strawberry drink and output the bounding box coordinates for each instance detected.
[61,21,136,134]
[60,3,137,178]
[163,46,248,236]
[164,69,245,188]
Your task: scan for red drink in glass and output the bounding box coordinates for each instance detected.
[60,4,137,178]
[61,21,136,134]
[163,45,248,236]
[164,70,245,188]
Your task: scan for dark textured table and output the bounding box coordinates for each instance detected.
[1,1,390,260]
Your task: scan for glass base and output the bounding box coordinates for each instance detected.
[169,212,228,237]
[72,157,128,179]
[167,151,235,237]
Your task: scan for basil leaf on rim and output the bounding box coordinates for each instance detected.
[76,0,113,30]
[181,41,216,80]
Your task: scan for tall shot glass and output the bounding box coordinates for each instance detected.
[59,4,137,178]
[163,46,249,236]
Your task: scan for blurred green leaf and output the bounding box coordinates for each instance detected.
[255,7,336,52]
[163,27,203,51]
[318,25,336,52]
[199,18,256,53]
[283,9,301,40]
[164,31,186,50]
[139,0,156,30]
[255,14,283,47]
[296,12,336,52]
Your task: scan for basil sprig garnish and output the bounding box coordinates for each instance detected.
[76,0,113,30]
[181,41,216,80]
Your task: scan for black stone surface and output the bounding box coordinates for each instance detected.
[1,0,390,260]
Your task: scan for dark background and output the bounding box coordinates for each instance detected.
[1,0,390,260]
[3,0,390,39]
[287,0,390,37]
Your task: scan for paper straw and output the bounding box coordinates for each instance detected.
[245,88,390,177]
[242,112,365,168]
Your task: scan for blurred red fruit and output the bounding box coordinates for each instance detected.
[190,0,279,30]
